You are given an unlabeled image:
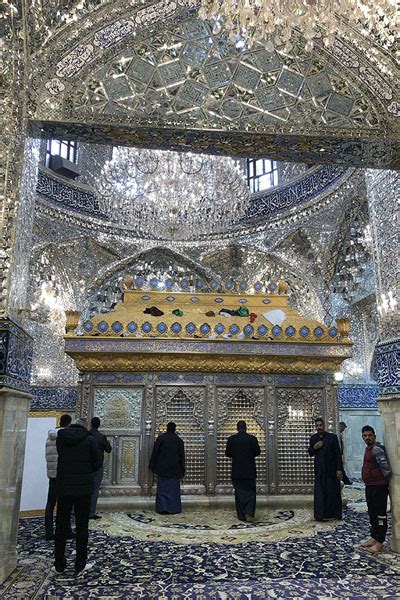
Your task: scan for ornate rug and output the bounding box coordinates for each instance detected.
[1,501,399,599]
[91,507,336,544]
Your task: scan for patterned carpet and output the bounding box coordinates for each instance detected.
[1,494,400,599]
[93,507,336,545]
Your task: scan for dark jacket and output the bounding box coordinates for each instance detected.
[56,424,102,497]
[90,428,112,466]
[149,431,185,479]
[308,431,343,476]
[225,431,261,480]
[362,442,391,486]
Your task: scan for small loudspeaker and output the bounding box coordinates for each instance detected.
[49,155,81,180]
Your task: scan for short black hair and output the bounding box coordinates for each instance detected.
[362,425,375,435]
[314,417,324,425]
[237,420,247,431]
[60,414,72,427]
[167,422,176,432]
[91,417,100,428]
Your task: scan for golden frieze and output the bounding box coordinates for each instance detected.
[69,352,346,375]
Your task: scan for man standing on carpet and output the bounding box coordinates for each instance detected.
[308,417,343,521]
[225,420,261,523]
[360,425,391,553]
[89,417,112,520]
[149,421,185,514]
[44,413,75,541]
[54,417,102,575]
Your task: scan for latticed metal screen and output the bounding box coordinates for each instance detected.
[156,390,205,485]
[276,388,323,485]
[216,391,266,485]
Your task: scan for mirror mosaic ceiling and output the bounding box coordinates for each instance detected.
[74,20,380,132]
[28,2,398,167]
[2,1,396,390]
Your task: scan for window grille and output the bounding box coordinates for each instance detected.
[247,158,278,193]
[45,139,78,167]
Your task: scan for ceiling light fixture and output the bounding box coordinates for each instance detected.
[95,147,250,241]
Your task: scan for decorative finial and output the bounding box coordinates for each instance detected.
[277,278,289,295]
[65,310,81,334]
[336,317,351,338]
[124,275,135,290]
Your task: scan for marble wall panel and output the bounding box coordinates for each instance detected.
[0,389,31,583]
[339,408,382,479]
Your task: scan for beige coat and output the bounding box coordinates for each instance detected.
[45,429,58,479]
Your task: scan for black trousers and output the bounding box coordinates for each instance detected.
[45,478,73,538]
[365,484,389,544]
[90,468,103,517]
[45,478,57,538]
[55,495,91,572]
[232,479,256,521]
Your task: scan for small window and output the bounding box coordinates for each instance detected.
[45,139,78,167]
[247,158,278,193]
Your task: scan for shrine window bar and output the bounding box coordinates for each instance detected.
[45,139,79,168]
[247,158,278,193]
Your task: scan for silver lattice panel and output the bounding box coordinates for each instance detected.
[156,392,205,485]
[217,393,266,485]
[276,389,321,485]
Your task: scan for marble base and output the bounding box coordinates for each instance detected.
[0,388,31,583]
[98,494,325,512]
[379,394,400,553]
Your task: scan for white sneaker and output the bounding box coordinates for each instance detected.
[75,562,94,576]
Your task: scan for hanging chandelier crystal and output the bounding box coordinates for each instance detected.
[96,148,250,241]
[188,0,397,51]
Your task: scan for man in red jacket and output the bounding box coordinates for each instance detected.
[360,425,392,553]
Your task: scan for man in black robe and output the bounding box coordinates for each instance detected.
[149,422,185,514]
[225,420,261,523]
[308,417,343,521]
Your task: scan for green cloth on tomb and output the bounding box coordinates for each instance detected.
[219,307,249,317]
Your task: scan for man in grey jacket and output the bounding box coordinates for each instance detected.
[44,414,74,540]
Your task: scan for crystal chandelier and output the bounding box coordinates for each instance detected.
[189,0,397,51]
[377,291,398,319]
[96,148,250,241]
[332,214,373,303]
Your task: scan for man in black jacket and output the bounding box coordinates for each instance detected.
[54,418,102,575]
[149,422,185,514]
[225,420,261,523]
[89,417,112,520]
